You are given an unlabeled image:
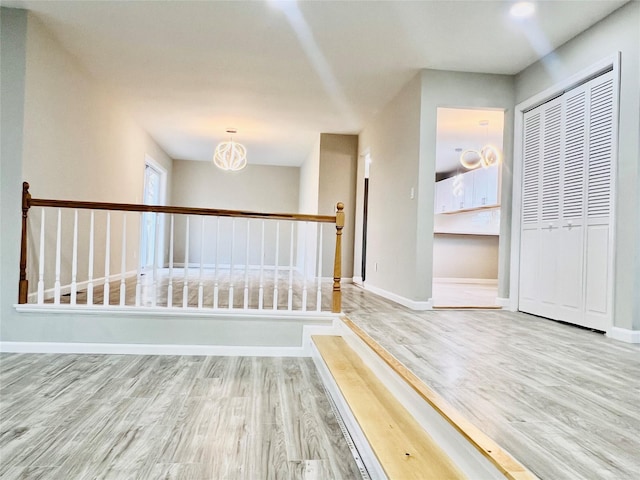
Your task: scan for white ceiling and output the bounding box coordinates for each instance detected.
[2,0,628,167]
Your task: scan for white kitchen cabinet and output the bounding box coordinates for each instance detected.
[434,165,499,214]
[435,176,454,213]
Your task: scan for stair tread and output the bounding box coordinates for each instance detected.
[312,335,465,480]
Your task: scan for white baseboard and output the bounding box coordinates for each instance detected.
[433,277,498,285]
[172,263,294,271]
[352,276,363,286]
[362,283,432,310]
[0,341,308,356]
[495,297,510,307]
[27,270,137,302]
[606,327,640,344]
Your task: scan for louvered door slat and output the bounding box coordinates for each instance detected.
[541,102,561,222]
[522,112,541,225]
[587,77,614,218]
[562,90,586,219]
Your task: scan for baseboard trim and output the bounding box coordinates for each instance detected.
[433,278,498,285]
[495,297,510,307]
[0,341,309,356]
[606,327,640,344]
[14,303,336,320]
[361,283,432,310]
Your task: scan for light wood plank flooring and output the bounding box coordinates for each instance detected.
[431,280,500,309]
[9,281,640,479]
[0,355,361,479]
[341,284,640,480]
[41,270,334,312]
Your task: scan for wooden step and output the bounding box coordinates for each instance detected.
[312,335,465,480]
[339,316,537,480]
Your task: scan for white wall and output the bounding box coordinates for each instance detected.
[1,10,174,342]
[515,1,640,330]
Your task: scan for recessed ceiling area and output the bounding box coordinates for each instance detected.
[0,0,628,167]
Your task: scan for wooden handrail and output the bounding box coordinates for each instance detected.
[18,182,344,311]
[28,198,337,223]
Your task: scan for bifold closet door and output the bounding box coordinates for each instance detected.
[519,71,615,331]
[583,73,615,331]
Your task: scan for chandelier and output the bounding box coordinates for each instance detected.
[213,129,247,171]
[459,120,502,170]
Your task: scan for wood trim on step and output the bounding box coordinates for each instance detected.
[340,315,538,480]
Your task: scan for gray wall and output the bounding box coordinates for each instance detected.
[0,7,28,331]
[1,10,174,343]
[357,73,423,301]
[318,134,358,279]
[433,235,499,280]
[18,13,174,298]
[418,70,515,303]
[170,160,300,266]
[515,1,640,330]
[172,160,299,213]
[356,70,514,304]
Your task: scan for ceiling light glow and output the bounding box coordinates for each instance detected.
[510,2,535,18]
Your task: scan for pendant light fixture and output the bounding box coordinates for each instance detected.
[459,120,502,170]
[213,129,247,172]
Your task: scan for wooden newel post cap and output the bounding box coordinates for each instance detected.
[336,202,344,212]
[23,182,30,193]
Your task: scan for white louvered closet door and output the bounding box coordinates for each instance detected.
[584,72,615,331]
[519,70,616,331]
[519,108,542,314]
[556,84,587,324]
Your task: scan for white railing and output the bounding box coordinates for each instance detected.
[18,182,345,314]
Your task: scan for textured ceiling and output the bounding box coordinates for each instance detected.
[2,0,628,166]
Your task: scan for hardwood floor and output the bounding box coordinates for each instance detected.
[431,280,500,308]
[41,270,334,312]
[341,284,640,480]
[7,281,640,479]
[0,355,362,479]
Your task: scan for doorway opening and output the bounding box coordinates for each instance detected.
[361,152,371,282]
[140,156,167,275]
[432,108,504,308]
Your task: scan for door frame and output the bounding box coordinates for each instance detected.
[140,155,168,273]
[361,151,371,282]
[509,53,620,320]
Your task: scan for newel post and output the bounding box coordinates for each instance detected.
[19,182,31,304]
[332,202,344,313]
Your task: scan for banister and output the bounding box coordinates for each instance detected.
[332,202,344,313]
[18,182,31,304]
[18,182,345,312]
[28,197,337,223]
